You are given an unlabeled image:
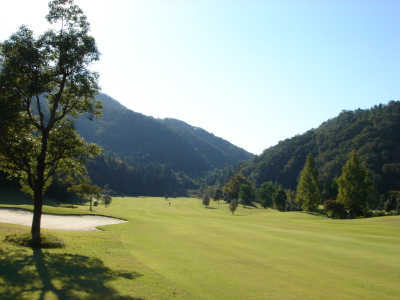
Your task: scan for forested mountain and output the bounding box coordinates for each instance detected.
[223,101,400,195]
[160,118,254,169]
[76,93,253,174]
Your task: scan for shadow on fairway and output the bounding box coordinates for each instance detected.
[0,247,143,300]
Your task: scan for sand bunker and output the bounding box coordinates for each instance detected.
[0,208,127,231]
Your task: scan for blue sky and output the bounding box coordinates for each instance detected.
[1,0,399,155]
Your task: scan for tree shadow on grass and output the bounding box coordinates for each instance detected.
[0,247,143,300]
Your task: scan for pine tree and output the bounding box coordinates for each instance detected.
[296,153,322,212]
[337,150,378,218]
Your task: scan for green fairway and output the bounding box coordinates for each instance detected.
[1,196,400,299]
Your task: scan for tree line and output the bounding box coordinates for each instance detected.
[201,150,399,218]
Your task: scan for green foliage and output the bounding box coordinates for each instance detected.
[238,184,255,208]
[324,178,339,200]
[229,199,239,215]
[160,118,254,169]
[212,189,223,204]
[337,150,378,218]
[323,199,347,219]
[68,181,103,211]
[202,195,210,208]
[230,102,400,195]
[259,181,276,209]
[384,192,399,212]
[164,194,169,199]
[273,188,287,211]
[222,174,253,200]
[286,189,299,211]
[296,153,322,212]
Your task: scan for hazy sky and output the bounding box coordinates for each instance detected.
[1,0,399,155]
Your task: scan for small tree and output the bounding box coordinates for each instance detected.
[229,199,239,215]
[274,188,287,212]
[323,199,346,219]
[103,194,112,208]
[259,181,276,209]
[337,150,378,218]
[385,192,399,212]
[103,183,114,208]
[286,189,297,211]
[164,194,169,200]
[68,181,92,205]
[212,189,223,206]
[296,153,322,212]
[202,195,211,208]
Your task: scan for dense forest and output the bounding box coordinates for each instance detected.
[160,118,253,169]
[205,101,400,197]
[76,94,253,174]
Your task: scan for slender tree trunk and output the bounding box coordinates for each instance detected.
[31,131,48,247]
[31,191,43,246]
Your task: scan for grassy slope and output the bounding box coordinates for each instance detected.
[1,194,400,299]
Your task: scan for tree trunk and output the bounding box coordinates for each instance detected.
[31,188,43,247]
[31,130,48,247]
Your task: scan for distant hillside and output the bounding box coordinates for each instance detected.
[160,118,254,169]
[235,101,400,195]
[76,93,253,174]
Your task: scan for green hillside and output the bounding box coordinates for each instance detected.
[160,118,254,169]
[76,94,253,174]
[235,101,400,195]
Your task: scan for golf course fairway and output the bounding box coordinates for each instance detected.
[1,196,400,299]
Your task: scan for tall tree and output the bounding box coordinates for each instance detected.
[0,0,102,246]
[259,181,276,209]
[337,150,378,218]
[296,153,322,212]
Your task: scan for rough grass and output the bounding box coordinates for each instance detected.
[1,193,400,299]
[4,232,66,248]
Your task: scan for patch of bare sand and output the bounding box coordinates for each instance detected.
[0,208,127,231]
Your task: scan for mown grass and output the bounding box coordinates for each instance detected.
[1,194,400,299]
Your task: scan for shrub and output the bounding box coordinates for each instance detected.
[323,200,347,219]
[4,233,66,248]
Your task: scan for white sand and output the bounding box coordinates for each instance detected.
[0,208,127,231]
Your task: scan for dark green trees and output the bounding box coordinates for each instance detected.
[229,199,239,215]
[259,181,276,209]
[222,174,253,200]
[337,150,378,218]
[0,0,102,245]
[212,189,223,205]
[238,184,255,208]
[273,188,287,212]
[202,195,211,208]
[296,153,322,212]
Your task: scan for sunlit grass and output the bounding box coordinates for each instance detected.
[1,194,400,299]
